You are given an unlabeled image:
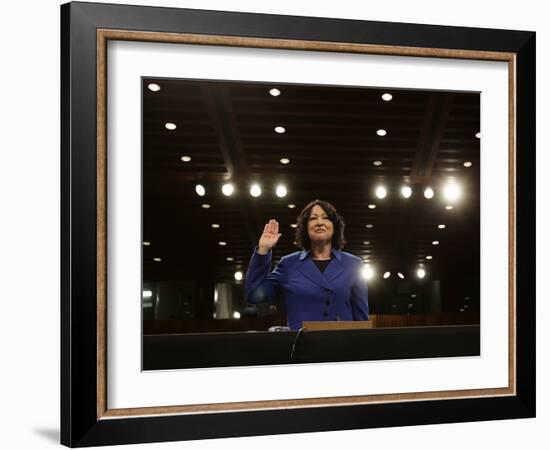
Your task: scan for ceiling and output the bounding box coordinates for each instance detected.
[142,77,480,310]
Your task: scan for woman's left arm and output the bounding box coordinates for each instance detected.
[350,260,369,320]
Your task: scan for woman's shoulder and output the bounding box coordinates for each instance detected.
[280,250,303,262]
[338,250,363,265]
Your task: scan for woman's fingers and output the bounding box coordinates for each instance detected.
[265,219,278,235]
[259,220,282,251]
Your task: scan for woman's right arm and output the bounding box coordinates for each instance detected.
[245,219,284,304]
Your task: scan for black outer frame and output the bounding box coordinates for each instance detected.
[60,1,535,447]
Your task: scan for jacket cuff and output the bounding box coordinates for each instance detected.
[251,246,271,270]
[254,246,271,257]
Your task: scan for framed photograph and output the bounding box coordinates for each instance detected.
[61,1,535,447]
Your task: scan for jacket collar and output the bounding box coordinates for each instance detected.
[299,248,342,261]
[297,247,344,289]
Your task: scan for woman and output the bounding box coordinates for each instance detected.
[245,199,369,330]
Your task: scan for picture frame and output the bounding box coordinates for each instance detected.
[61,1,535,446]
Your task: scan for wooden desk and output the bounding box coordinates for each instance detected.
[303,320,373,331]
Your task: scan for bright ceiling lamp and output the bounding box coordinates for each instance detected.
[401,186,412,198]
[250,184,262,197]
[424,187,434,199]
[362,264,375,281]
[443,182,462,203]
[222,183,234,196]
[275,184,287,198]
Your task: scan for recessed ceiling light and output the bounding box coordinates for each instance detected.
[195,184,205,196]
[368,204,376,209]
[269,88,281,97]
[401,186,412,198]
[475,132,481,139]
[234,271,243,281]
[424,187,435,199]
[226,257,234,261]
[143,241,151,246]
[211,223,220,229]
[201,203,210,209]
[275,184,287,198]
[233,311,241,319]
[376,129,387,137]
[381,93,393,101]
[222,183,234,196]
[397,272,405,279]
[280,158,290,164]
[274,126,286,134]
[432,240,439,245]
[362,264,375,280]
[383,272,391,279]
[290,223,297,228]
[363,241,371,245]
[438,224,446,229]
[147,83,161,92]
[416,268,426,279]
[375,186,387,199]
[445,205,454,210]
[288,204,296,209]
[426,255,433,260]
[165,122,177,130]
[153,257,162,262]
[181,155,192,162]
[463,161,473,168]
[250,184,262,197]
[411,294,417,298]
[443,182,461,202]
[218,241,227,246]
[366,224,374,228]
[373,160,383,166]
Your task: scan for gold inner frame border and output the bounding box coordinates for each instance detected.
[96,28,517,420]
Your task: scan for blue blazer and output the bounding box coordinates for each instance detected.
[245,247,369,330]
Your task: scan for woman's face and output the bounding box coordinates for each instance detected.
[307,204,334,245]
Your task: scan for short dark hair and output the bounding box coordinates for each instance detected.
[294,199,346,250]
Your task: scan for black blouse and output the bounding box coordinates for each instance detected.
[312,257,332,273]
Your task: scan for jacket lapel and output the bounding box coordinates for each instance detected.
[297,249,345,289]
[323,253,345,283]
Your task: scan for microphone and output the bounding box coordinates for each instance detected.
[290,327,305,361]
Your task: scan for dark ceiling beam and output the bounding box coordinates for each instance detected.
[410,93,454,183]
[200,85,262,248]
[385,94,452,274]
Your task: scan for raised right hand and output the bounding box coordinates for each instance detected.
[257,219,282,254]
